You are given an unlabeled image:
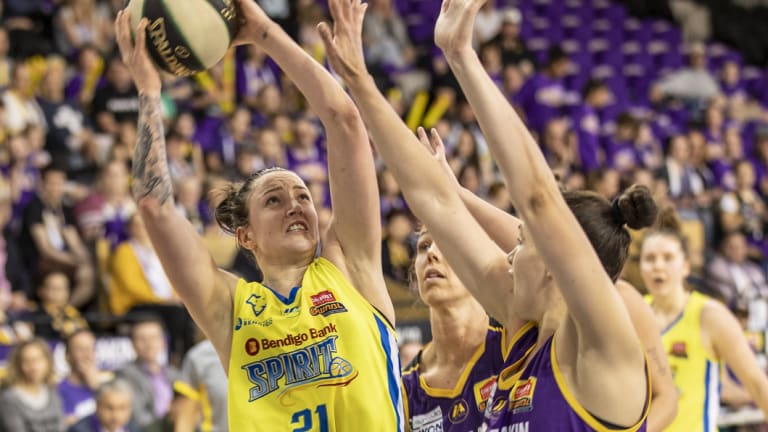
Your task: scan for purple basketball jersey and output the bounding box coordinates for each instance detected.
[402,323,537,432]
[484,335,650,432]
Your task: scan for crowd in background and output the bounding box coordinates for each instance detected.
[0,0,767,430]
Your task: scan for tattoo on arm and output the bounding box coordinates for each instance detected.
[132,94,173,205]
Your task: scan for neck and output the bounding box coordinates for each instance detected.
[652,286,689,316]
[536,303,566,347]
[18,382,44,393]
[423,299,488,369]
[260,260,313,297]
[140,359,161,374]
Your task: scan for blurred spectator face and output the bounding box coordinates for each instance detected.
[0,181,11,227]
[633,168,655,190]
[258,85,282,115]
[458,164,481,192]
[237,148,259,175]
[735,161,756,190]
[102,160,129,198]
[458,101,477,125]
[165,135,185,161]
[591,85,612,109]
[295,117,319,148]
[480,44,502,72]
[668,135,690,164]
[97,389,132,430]
[386,212,413,242]
[107,59,132,90]
[8,133,30,161]
[500,8,521,39]
[173,113,196,139]
[455,130,476,159]
[27,126,45,152]
[640,233,690,298]
[724,127,743,159]
[131,321,166,365]
[258,129,283,161]
[19,343,52,385]
[503,65,524,95]
[176,177,202,209]
[722,61,740,85]
[42,168,67,204]
[66,330,96,369]
[757,137,768,162]
[705,105,723,130]
[230,108,251,137]
[39,272,71,308]
[12,64,31,95]
[722,232,748,264]
[79,46,101,71]
[595,169,620,199]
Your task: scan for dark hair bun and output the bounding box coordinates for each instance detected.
[614,185,658,230]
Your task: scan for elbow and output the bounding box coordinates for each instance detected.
[328,100,361,124]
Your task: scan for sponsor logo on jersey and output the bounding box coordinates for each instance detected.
[411,406,443,432]
[234,316,273,331]
[510,377,537,414]
[282,306,300,317]
[474,376,498,412]
[309,290,348,317]
[448,399,469,424]
[245,338,260,356]
[246,294,267,317]
[242,334,357,404]
[670,341,688,358]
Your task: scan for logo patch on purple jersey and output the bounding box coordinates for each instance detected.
[448,399,469,424]
[473,376,498,412]
[510,377,537,414]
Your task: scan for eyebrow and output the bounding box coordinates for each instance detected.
[260,185,308,197]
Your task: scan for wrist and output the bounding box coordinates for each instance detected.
[138,89,161,98]
[443,46,475,64]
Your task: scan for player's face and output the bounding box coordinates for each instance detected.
[640,233,690,298]
[245,171,319,261]
[414,231,470,306]
[507,225,549,320]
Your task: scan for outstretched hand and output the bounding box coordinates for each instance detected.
[317,0,369,84]
[435,0,486,55]
[114,10,161,95]
[416,127,459,185]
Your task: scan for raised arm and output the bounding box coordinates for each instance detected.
[707,300,768,418]
[318,0,516,327]
[234,0,392,322]
[417,127,521,252]
[115,11,237,365]
[436,0,643,358]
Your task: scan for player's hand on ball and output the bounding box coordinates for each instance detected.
[318,0,368,83]
[232,0,273,46]
[115,10,162,96]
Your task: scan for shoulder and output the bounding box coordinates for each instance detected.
[700,296,736,332]
[68,417,92,432]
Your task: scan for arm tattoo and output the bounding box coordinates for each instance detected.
[132,94,173,205]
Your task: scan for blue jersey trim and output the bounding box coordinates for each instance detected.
[661,309,685,335]
[262,285,301,305]
[375,314,405,431]
[703,361,712,432]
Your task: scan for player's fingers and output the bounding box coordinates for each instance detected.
[134,18,149,59]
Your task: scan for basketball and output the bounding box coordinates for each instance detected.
[126,0,240,77]
[329,357,353,377]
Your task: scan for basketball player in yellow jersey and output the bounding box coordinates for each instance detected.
[641,207,768,432]
[114,0,403,430]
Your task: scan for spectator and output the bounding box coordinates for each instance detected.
[90,57,139,135]
[253,127,286,171]
[64,45,105,109]
[0,176,31,312]
[719,160,768,259]
[19,164,94,309]
[491,7,534,76]
[58,329,114,427]
[706,230,768,315]
[68,379,137,432]
[237,45,279,109]
[20,271,88,340]
[513,46,570,135]
[0,27,14,89]
[381,209,415,284]
[474,0,503,45]
[107,214,181,316]
[0,338,66,432]
[653,42,720,109]
[398,340,423,367]
[174,176,208,234]
[116,318,178,430]
[603,113,641,175]
[659,133,706,211]
[2,63,46,134]
[573,79,612,173]
[173,336,228,432]
[378,168,407,219]
[54,0,113,58]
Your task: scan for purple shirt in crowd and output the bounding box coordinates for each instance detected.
[58,378,96,421]
[514,74,566,134]
[572,104,602,172]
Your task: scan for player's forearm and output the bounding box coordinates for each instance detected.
[132,94,174,212]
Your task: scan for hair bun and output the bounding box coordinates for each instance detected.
[613,185,658,230]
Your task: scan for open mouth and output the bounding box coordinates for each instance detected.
[287,221,309,233]
[424,268,445,281]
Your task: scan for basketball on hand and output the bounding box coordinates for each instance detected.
[126,0,240,77]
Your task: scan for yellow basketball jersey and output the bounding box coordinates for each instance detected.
[646,291,719,432]
[228,257,405,431]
